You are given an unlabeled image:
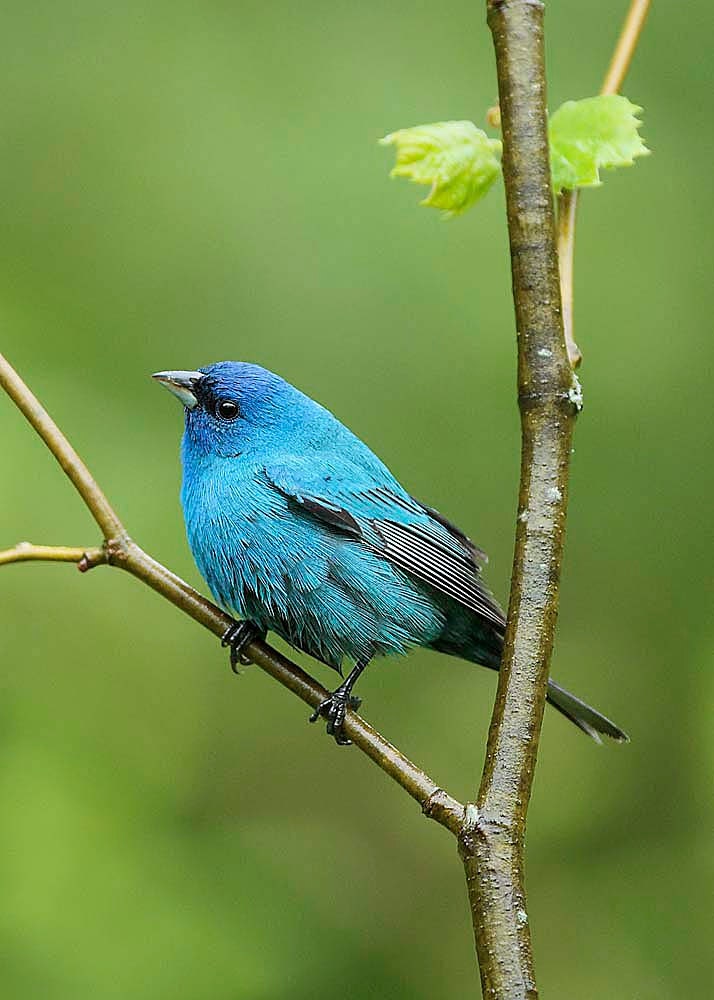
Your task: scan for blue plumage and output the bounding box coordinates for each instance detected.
[155,361,628,745]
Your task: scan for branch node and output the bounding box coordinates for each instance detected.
[459,803,514,859]
[77,548,108,573]
[566,374,584,413]
[458,802,482,856]
[422,788,465,832]
[518,386,578,415]
[485,104,501,129]
[103,533,133,567]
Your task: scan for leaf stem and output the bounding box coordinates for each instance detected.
[557,189,580,367]
[557,0,652,367]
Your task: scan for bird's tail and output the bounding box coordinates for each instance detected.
[546,679,629,744]
[431,612,628,743]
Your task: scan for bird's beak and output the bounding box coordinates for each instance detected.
[152,370,205,410]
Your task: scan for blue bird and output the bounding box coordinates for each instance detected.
[154,362,627,746]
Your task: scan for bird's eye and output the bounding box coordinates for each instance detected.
[216,399,239,421]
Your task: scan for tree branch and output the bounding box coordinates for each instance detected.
[459,3,578,996]
[558,0,651,367]
[0,350,464,837]
[0,542,105,567]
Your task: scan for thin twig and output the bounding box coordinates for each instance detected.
[557,189,580,367]
[557,0,652,367]
[0,542,105,566]
[464,2,580,997]
[0,350,463,836]
[601,0,652,97]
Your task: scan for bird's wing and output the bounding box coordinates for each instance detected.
[263,461,506,631]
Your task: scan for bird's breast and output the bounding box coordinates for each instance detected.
[180,458,311,620]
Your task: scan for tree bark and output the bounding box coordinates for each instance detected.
[460,3,580,996]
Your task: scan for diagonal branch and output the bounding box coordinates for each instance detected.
[558,0,652,367]
[0,350,463,837]
[0,356,126,540]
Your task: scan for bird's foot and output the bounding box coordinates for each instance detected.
[221,620,266,673]
[309,687,362,746]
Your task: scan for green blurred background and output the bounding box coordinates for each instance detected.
[1,2,712,997]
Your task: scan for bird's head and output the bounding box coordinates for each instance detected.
[153,361,316,459]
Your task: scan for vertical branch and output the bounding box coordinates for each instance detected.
[460,2,578,997]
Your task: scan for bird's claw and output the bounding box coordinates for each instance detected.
[309,690,362,745]
[221,620,266,673]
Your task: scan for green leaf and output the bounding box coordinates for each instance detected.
[381,98,647,214]
[548,95,649,193]
[380,121,502,217]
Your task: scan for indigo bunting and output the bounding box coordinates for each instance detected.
[154,362,627,746]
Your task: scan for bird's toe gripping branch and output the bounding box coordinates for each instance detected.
[309,691,362,746]
[309,657,369,745]
[310,687,363,747]
[221,620,267,673]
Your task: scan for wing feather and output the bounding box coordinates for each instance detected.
[372,519,505,629]
[266,466,505,632]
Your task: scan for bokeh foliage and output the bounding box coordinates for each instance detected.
[1,2,712,998]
